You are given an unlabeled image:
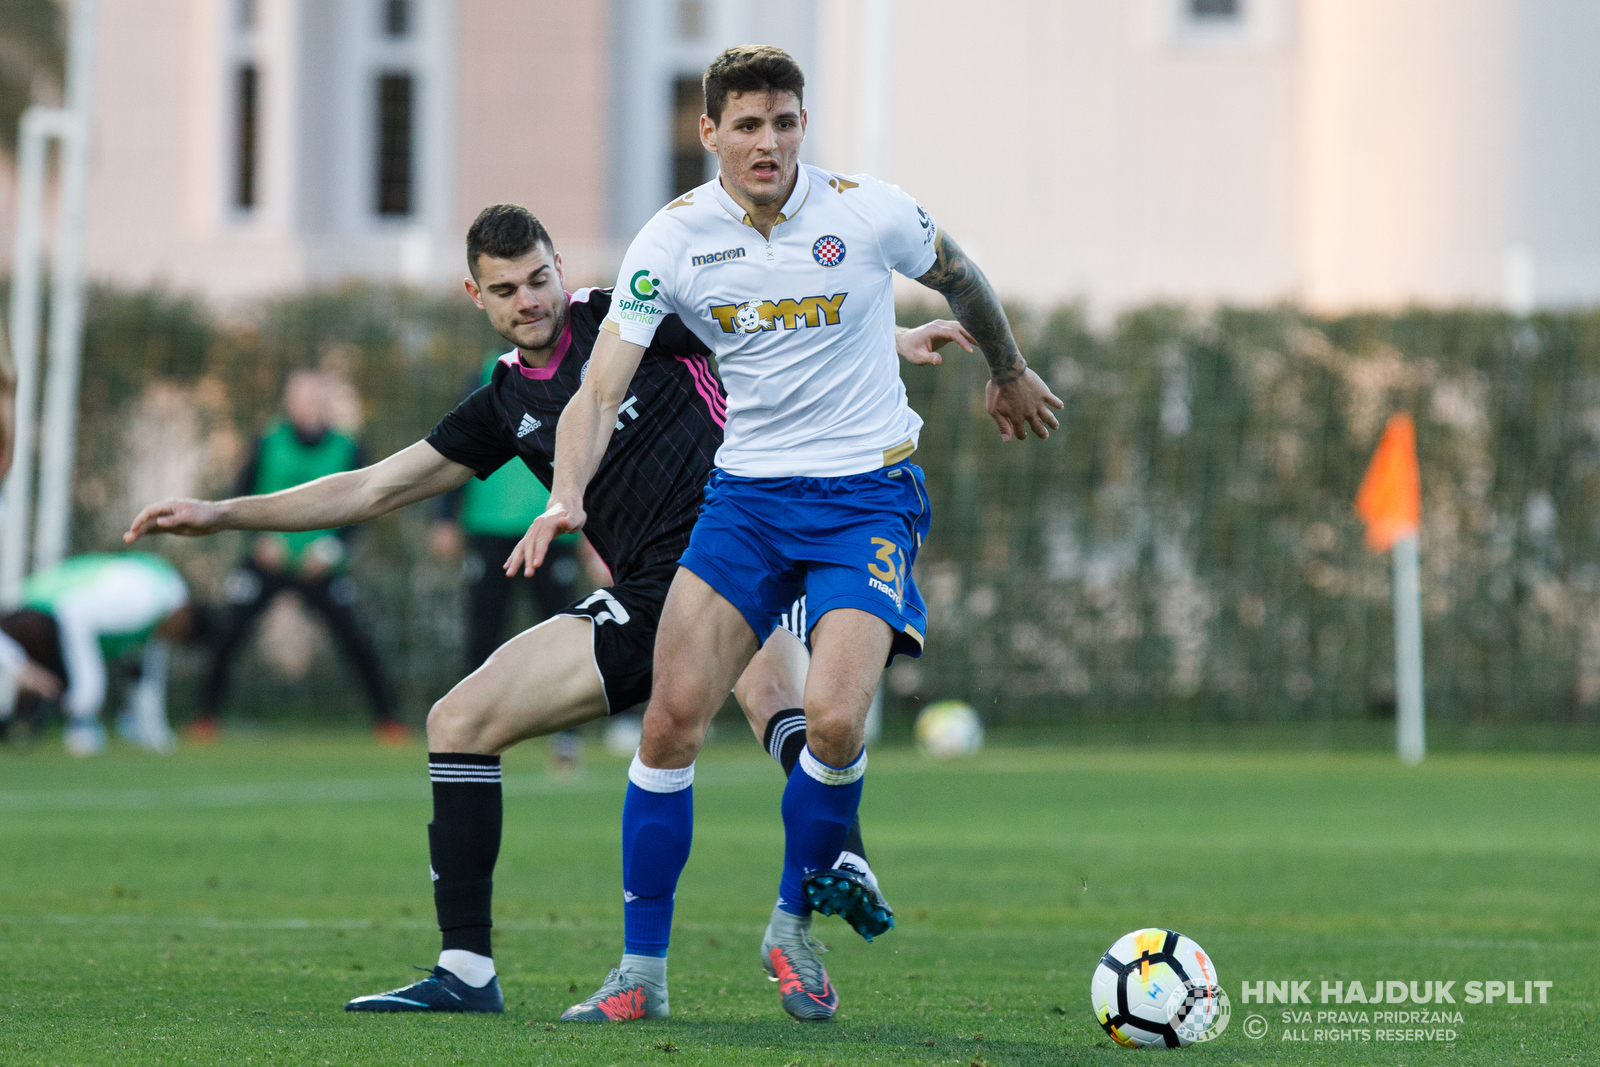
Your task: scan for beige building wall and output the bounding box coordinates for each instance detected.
[1298,0,1519,310]
[3,0,1598,312]
[820,0,1303,310]
[453,0,610,285]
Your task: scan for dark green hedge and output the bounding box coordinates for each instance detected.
[899,301,1600,727]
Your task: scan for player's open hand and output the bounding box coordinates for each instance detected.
[897,319,975,366]
[124,499,226,542]
[986,367,1064,442]
[506,499,587,577]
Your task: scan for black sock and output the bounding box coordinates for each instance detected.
[762,708,808,774]
[427,752,502,958]
[762,709,868,863]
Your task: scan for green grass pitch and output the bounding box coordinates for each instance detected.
[1,734,1595,1065]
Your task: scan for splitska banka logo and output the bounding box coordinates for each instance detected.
[629,270,661,301]
[614,269,662,325]
[708,293,848,334]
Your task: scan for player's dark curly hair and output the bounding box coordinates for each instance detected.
[703,45,805,125]
[466,204,553,277]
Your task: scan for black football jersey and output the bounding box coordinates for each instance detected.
[427,287,726,583]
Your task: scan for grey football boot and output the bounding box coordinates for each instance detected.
[559,955,669,1022]
[760,905,838,1021]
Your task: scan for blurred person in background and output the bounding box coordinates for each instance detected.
[429,352,596,771]
[195,369,403,744]
[0,552,205,755]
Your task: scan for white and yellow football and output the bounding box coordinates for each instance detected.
[914,700,983,757]
[1090,928,1223,1048]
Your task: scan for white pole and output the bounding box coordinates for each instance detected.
[1392,534,1425,765]
[0,108,69,606]
[33,0,100,572]
[857,0,893,177]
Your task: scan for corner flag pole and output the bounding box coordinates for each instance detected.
[1356,413,1425,765]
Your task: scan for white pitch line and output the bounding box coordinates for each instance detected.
[4,914,1584,953]
[0,761,780,813]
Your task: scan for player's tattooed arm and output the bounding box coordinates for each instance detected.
[916,231,1026,384]
[915,231,1065,442]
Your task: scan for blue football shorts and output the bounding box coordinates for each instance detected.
[678,459,931,662]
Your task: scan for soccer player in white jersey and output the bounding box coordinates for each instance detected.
[0,553,200,754]
[517,46,1062,1022]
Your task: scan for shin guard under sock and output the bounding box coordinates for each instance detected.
[428,752,502,958]
[778,745,866,915]
[621,755,694,958]
[764,709,867,862]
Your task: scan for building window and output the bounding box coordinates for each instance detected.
[234,64,258,209]
[384,0,410,37]
[671,75,705,198]
[1189,0,1240,18]
[375,72,414,216]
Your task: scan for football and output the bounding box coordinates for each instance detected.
[604,713,644,757]
[914,700,984,757]
[1090,928,1223,1048]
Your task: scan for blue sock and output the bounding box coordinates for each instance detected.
[621,756,695,958]
[778,745,866,916]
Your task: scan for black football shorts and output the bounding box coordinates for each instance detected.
[555,563,674,714]
[556,563,811,713]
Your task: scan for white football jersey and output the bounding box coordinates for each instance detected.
[605,164,939,477]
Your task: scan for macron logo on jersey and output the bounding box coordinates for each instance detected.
[517,413,541,438]
[708,293,848,334]
[691,246,746,267]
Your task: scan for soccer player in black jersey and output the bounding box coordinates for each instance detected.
[126,204,971,1015]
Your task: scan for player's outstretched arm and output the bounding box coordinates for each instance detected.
[124,441,474,543]
[915,231,1064,442]
[506,328,648,577]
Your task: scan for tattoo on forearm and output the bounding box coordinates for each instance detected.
[916,232,1025,383]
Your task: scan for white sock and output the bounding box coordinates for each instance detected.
[619,953,667,986]
[834,850,879,890]
[437,949,496,987]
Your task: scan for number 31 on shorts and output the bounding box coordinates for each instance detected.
[867,537,907,603]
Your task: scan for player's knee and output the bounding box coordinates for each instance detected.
[426,693,495,754]
[802,703,861,765]
[638,695,710,764]
[642,695,702,740]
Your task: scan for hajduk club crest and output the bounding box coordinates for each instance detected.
[812,235,846,267]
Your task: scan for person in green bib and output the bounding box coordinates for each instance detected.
[430,355,587,674]
[197,370,400,741]
[0,552,206,755]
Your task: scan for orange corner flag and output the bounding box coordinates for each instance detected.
[1355,413,1421,553]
